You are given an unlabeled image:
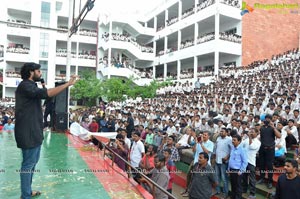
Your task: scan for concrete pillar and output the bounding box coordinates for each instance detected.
[177,60,181,80]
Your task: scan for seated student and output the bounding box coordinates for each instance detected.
[3,118,15,131]
[284,119,298,149]
[274,121,287,167]
[175,127,194,150]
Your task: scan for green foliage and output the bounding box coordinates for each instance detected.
[70,70,101,106]
[71,72,171,103]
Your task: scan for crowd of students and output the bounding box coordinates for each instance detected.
[6,45,29,54]
[69,47,300,198]
[102,32,153,53]
[1,46,300,198]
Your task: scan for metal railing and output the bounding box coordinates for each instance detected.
[96,138,176,199]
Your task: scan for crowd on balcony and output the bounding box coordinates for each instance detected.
[219,32,242,43]
[180,39,194,49]
[141,46,154,53]
[57,25,96,37]
[220,0,240,8]
[133,68,153,79]
[56,49,96,59]
[55,74,66,80]
[180,68,194,79]
[166,47,177,54]
[166,16,178,26]
[102,32,153,53]
[197,32,215,44]
[56,49,76,58]
[79,29,97,37]
[7,18,30,29]
[182,7,195,20]
[163,0,216,29]
[78,50,96,60]
[197,0,215,11]
[197,70,214,77]
[58,25,68,33]
[6,44,29,54]
[157,24,165,32]
[6,71,21,78]
[157,50,165,56]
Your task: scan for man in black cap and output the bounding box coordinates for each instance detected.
[257,114,281,189]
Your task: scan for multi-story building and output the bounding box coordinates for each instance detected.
[97,0,242,85]
[0,0,243,97]
[0,0,98,98]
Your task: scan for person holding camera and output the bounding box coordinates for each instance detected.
[257,114,281,189]
[106,134,128,171]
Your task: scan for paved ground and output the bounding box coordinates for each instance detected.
[0,131,112,199]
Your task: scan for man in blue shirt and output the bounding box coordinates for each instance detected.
[228,134,248,199]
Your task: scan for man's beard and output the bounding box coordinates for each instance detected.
[33,74,41,82]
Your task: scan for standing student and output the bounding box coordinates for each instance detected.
[242,128,261,199]
[275,160,300,199]
[257,115,281,189]
[228,134,248,199]
[189,152,217,199]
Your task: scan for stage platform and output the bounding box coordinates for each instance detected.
[0,131,147,199]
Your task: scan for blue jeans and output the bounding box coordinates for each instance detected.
[20,145,41,199]
[215,163,229,195]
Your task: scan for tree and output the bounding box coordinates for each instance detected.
[71,72,172,104]
[70,70,101,106]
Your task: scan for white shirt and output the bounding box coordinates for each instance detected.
[214,136,232,164]
[177,134,193,147]
[283,125,299,141]
[247,137,261,166]
[130,140,145,167]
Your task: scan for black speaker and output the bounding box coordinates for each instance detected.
[54,81,68,113]
[54,112,68,131]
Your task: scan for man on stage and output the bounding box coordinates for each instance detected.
[15,62,77,199]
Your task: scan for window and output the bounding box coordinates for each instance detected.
[39,33,49,58]
[39,61,48,82]
[41,2,50,27]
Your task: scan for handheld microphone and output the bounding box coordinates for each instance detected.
[40,78,46,88]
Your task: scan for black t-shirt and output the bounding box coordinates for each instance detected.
[260,125,275,147]
[275,174,300,199]
[126,116,134,138]
[15,80,48,149]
